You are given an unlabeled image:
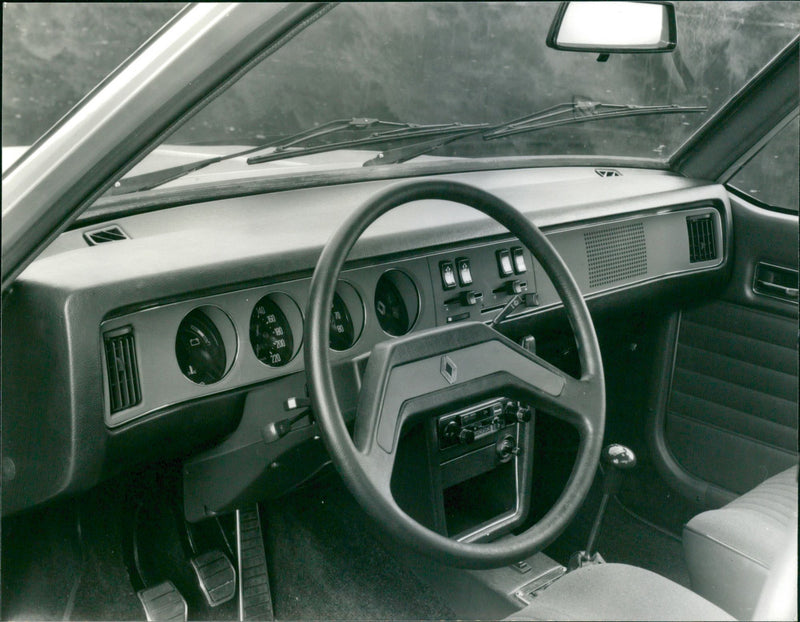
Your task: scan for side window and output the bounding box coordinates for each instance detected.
[728,115,799,213]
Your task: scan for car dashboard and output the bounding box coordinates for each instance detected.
[1,165,730,517]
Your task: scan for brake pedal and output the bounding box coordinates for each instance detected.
[137,581,187,622]
[236,506,274,621]
[191,549,236,607]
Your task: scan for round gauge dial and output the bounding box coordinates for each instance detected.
[176,308,228,385]
[374,270,419,336]
[250,295,294,367]
[329,292,355,351]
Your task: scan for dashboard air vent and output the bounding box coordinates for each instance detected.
[84,225,129,246]
[104,327,141,413]
[595,168,621,178]
[686,214,716,263]
[584,222,647,288]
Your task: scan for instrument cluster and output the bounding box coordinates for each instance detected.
[174,282,370,385]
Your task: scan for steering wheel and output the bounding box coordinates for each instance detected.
[305,180,604,569]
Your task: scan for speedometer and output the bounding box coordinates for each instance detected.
[250,295,294,367]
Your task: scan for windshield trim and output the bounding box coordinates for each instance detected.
[75,154,669,227]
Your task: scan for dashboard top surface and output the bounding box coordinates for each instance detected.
[27,167,712,297]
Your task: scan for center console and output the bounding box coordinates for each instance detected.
[392,392,536,543]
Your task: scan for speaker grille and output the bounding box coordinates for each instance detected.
[584,222,647,288]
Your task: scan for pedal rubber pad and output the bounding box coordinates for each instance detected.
[190,550,236,607]
[238,507,274,620]
[137,581,187,622]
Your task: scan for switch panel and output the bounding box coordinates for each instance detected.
[428,240,538,327]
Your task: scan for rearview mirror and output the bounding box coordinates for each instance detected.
[547,1,677,53]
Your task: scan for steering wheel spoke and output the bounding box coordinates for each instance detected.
[522,365,604,437]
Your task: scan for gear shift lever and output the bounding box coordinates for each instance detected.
[570,443,637,569]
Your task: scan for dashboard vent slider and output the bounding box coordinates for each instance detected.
[104,327,142,413]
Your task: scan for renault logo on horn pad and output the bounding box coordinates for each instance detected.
[440,355,457,384]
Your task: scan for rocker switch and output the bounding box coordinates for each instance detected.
[497,249,514,277]
[440,261,457,290]
[456,258,473,286]
[512,247,527,274]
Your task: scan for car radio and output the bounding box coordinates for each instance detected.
[436,397,531,455]
[431,397,534,538]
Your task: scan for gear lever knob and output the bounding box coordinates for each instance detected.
[601,443,636,497]
[576,443,637,563]
[602,443,637,468]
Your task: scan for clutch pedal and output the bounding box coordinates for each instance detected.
[190,550,236,607]
[137,580,187,622]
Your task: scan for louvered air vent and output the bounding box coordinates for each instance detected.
[84,225,129,246]
[104,327,141,413]
[686,214,717,263]
[595,168,621,178]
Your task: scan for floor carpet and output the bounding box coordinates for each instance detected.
[261,469,457,621]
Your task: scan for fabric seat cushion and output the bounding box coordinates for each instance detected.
[683,465,798,620]
[504,563,733,621]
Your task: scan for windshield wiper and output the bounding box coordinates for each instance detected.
[362,99,707,166]
[245,120,488,165]
[107,118,485,195]
[107,101,705,195]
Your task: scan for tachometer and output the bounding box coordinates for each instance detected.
[250,295,294,367]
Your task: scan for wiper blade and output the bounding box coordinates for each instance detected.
[106,118,477,195]
[363,99,706,166]
[483,100,707,139]
[245,120,488,165]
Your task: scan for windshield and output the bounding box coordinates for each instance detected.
[4,2,799,194]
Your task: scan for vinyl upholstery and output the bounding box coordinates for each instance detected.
[504,563,734,621]
[683,465,798,620]
[667,302,798,495]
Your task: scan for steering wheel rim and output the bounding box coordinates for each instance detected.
[305,179,605,569]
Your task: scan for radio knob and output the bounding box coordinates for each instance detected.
[458,428,476,445]
[443,420,460,443]
[503,401,518,424]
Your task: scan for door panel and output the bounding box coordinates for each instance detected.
[666,300,798,494]
[652,193,798,505]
